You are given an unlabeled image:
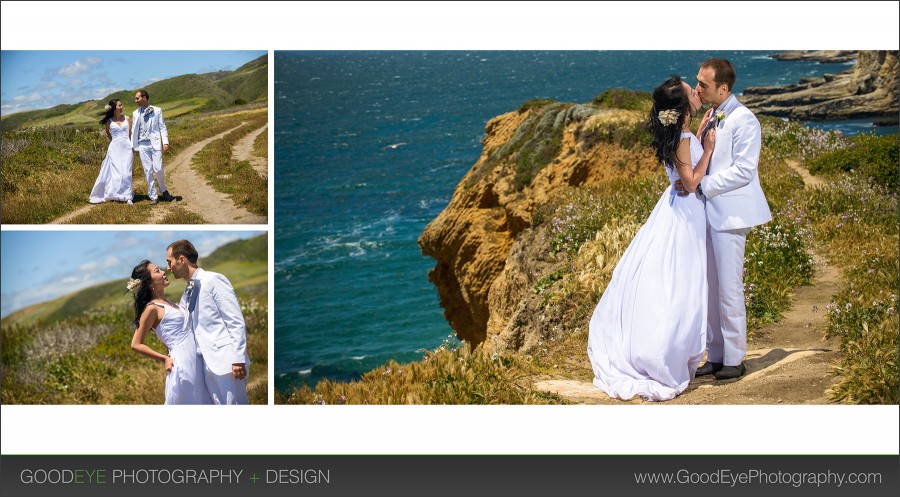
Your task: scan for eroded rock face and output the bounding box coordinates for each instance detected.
[742,50,899,120]
[418,102,656,346]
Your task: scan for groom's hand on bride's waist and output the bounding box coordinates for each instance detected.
[674,179,690,197]
[232,363,247,380]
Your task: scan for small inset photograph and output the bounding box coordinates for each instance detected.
[1,231,268,404]
[1,50,269,225]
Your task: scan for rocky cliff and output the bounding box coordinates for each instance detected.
[743,50,899,121]
[418,94,657,347]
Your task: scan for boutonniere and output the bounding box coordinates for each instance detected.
[716,110,726,122]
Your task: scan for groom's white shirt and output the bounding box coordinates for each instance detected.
[131,105,169,151]
[180,267,251,376]
[699,94,771,230]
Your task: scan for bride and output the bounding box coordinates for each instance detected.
[89,99,134,204]
[129,260,211,404]
[587,75,715,401]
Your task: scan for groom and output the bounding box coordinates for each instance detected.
[678,58,771,380]
[167,239,251,404]
[132,89,175,204]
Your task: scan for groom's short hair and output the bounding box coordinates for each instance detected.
[700,58,736,92]
[137,89,150,100]
[168,240,199,264]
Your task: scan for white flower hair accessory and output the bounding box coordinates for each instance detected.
[126,278,142,294]
[658,109,680,126]
[104,104,112,111]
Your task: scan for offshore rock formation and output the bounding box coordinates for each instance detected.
[770,50,859,63]
[742,50,899,121]
[418,96,656,347]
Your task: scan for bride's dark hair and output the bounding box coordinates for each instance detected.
[129,260,153,329]
[648,75,692,169]
[99,99,120,125]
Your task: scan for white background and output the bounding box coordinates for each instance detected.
[2,1,898,456]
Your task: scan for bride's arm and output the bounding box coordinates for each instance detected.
[675,130,715,193]
[105,121,112,142]
[130,306,174,371]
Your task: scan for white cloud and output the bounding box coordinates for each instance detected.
[57,57,102,78]
[11,92,42,103]
[78,255,122,272]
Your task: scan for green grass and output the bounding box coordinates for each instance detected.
[189,114,268,216]
[1,235,268,404]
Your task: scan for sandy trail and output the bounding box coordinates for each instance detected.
[233,126,268,179]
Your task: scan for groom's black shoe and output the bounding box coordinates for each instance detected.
[695,361,723,377]
[160,190,175,202]
[714,363,746,380]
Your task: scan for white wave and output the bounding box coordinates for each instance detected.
[352,356,367,361]
[384,142,407,149]
[298,368,312,375]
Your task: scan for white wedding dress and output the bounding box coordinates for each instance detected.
[150,301,212,404]
[587,132,707,401]
[89,118,134,203]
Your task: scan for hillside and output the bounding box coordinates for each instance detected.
[0,54,268,131]
[1,234,267,327]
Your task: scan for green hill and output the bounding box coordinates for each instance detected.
[0,54,268,131]
[1,234,267,327]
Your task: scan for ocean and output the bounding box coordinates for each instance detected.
[274,50,895,392]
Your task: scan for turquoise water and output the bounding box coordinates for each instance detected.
[274,51,884,392]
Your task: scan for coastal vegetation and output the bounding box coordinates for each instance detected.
[0,235,269,404]
[279,93,898,405]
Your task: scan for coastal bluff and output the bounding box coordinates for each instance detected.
[743,50,899,121]
[418,94,656,350]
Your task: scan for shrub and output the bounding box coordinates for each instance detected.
[805,133,899,191]
[592,89,652,112]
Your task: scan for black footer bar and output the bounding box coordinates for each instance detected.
[2,454,898,497]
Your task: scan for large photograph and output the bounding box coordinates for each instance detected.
[1,50,268,225]
[274,50,898,405]
[1,231,268,404]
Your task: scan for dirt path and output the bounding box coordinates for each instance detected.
[233,126,268,179]
[534,160,842,404]
[167,123,267,224]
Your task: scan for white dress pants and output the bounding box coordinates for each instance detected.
[203,362,249,405]
[137,142,166,200]
[706,224,751,366]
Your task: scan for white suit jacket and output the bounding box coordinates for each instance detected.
[131,105,169,151]
[180,268,251,376]
[699,95,772,231]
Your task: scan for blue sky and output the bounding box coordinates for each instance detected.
[0,50,266,115]
[0,231,265,318]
